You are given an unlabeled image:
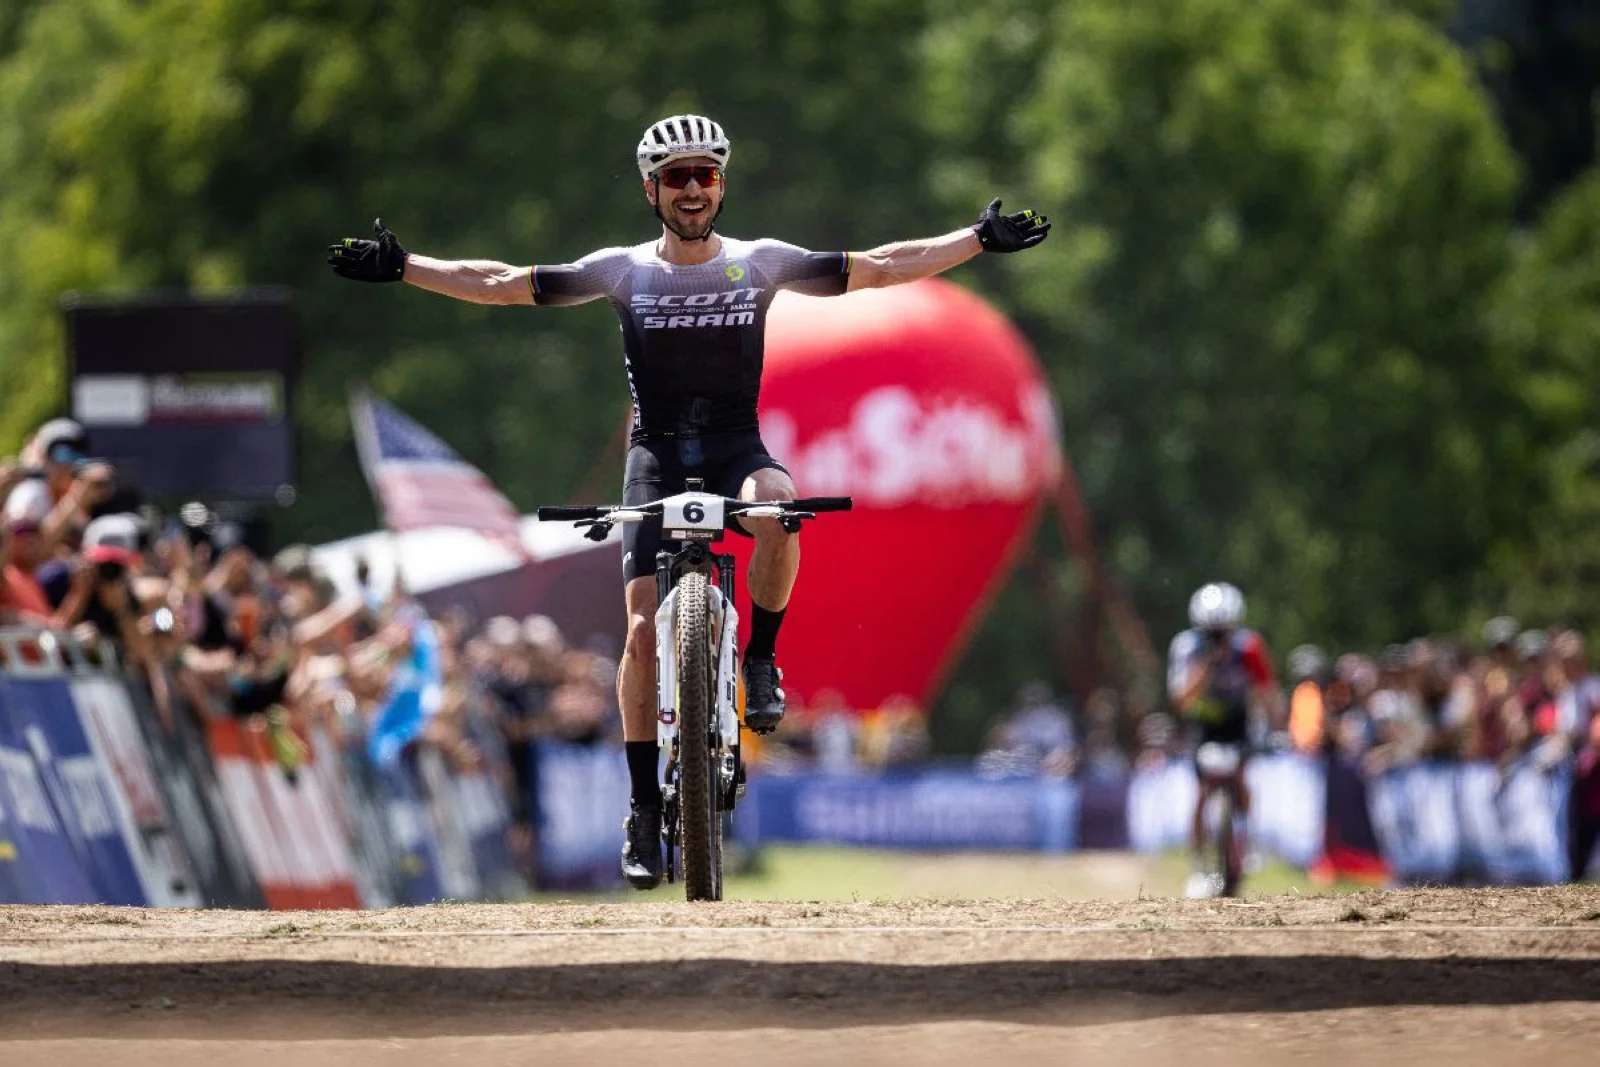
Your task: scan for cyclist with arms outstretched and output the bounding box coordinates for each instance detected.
[1168,582,1283,897]
[327,114,1050,889]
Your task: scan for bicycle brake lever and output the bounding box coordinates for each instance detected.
[582,522,614,542]
[780,512,816,534]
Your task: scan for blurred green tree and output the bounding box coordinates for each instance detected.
[1482,168,1600,629]
[2,0,1595,752]
[0,0,948,546]
[920,0,1528,673]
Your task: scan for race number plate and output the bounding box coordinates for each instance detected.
[660,492,724,539]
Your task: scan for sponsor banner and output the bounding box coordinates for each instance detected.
[125,681,263,908]
[744,770,1078,852]
[66,292,298,500]
[1315,755,1392,884]
[455,713,521,900]
[1369,761,1569,886]
[1248,754,1325,868]
[1126,759,1197,854]
[68,673,202,907]
[1075,773,1131,850]
[0,776,26,902]
[535,743,630,890]
[415,745,482,901]
[0,678,98,903]
[249,730,363,909]
[0,685,51,903]
[451,768,520,899]
[2,676,149,905]
[204,718,362,910]
[308,724,399,909]
[205,717,304,909]
[378,756,447,905]
[0,729,27,901]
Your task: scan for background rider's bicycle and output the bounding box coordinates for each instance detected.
[538,483,851,901]
[1193,740,1249,898]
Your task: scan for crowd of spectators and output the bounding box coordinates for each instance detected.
[1275,621,1600,776]
[0,417,544,876]
[1278,620,1600,879]
[950,619,1600,794]
[758,689,932,774]
[8,416,1597,884]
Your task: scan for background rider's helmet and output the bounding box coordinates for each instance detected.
[1188,582,1245,631]
[1481,615,1520,652]
[1288,643,1328,684]
[636,114,732,179]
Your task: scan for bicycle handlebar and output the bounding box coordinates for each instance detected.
[788,496,853,513]
[537,495,853,525]
[536,505,611,521]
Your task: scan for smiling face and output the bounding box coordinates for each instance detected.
[644,154,725,242]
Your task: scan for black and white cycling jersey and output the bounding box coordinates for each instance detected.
[529,238,850,443]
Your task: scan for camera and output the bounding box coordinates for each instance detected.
[95,560,126,583]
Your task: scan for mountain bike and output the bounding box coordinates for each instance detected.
[538,482,851,901]
[1192,740,1249,898]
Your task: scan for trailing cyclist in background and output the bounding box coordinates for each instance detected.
[326,113,1051,890]
[1167,582,1284,898]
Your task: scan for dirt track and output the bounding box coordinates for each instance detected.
[3,887,1599,1065]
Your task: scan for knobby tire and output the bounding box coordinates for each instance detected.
[1216,789,1239,897]
[675,571,722,901]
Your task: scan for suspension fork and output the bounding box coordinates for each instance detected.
[713,553,742,806]
[654,551,681,881]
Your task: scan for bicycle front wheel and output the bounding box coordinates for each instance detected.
[674,570,722,901]
[1215,789,1239,897]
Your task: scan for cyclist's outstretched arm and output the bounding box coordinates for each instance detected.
[847,228,983,292]
[326,219,531,304]
[327,220,626,307]
[847,198,1050,292]
[403,255,532,305]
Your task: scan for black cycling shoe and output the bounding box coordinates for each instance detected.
[743,655,786,735]
[621,801,663,890]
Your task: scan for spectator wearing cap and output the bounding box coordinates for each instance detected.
[1482,615,1520,668]
[1505,629,1557,764]
[0,517,57,625]
[69,514,155,663]
[4,419,115,556]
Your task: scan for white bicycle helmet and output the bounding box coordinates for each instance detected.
[636,114,732,179]
[1188,582,1245,630]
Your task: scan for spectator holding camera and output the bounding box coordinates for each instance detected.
[64,514,156,666]
[3,419,117,556]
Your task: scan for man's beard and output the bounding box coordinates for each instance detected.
[657,198,721,242]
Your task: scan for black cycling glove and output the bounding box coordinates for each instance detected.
[326,218,409,282]
[973,198,1051,253]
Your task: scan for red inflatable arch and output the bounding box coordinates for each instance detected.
[721,277,1062,712]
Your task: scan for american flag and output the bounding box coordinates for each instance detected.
[350,390,527,554]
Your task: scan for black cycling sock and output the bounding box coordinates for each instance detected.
[626,741,660,807]
[746,603,786,660]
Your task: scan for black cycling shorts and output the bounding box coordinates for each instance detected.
[619,432,789,583]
